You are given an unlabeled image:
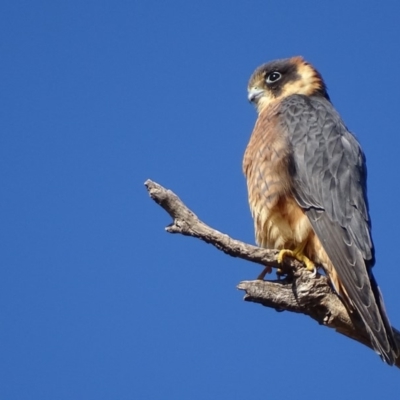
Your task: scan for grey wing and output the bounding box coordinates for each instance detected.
[278,94,397,364]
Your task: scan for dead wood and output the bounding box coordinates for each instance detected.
[144,179,400,367]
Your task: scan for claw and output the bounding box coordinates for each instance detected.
[278,248,316,274]
[308,265,317,278]
[277,249,295,264]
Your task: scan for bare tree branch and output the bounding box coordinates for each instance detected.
[145,179,400,367]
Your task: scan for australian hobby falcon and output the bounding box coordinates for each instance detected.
[243,56,397,364]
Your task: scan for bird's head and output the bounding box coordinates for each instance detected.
[247,56,329,112]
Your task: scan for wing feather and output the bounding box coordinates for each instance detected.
[278,94,397,363]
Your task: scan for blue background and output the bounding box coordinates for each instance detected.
[2,1,400,398]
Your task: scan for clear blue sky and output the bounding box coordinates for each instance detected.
[2,1,400,399]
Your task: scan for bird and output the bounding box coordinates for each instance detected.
[243,56,398,364]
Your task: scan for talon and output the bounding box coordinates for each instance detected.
[277,248,315,273]
[309,267,317,278]
[298,254,315,273]
[277,249,294,264]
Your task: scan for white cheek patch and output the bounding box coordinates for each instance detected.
[257,92,275,113]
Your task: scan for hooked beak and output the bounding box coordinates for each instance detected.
[248,87,264,103]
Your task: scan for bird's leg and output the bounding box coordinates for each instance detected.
[277,243,316,275]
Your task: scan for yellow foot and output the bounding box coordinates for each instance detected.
[277,249,316,274]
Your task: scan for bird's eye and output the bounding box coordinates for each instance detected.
[266,72,282,84]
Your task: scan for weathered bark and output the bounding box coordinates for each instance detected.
[145,179,400,367]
